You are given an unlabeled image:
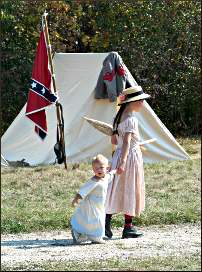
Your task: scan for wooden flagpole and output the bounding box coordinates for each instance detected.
[42,12,67,169]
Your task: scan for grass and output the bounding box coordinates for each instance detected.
[1,254,201,271]
[1,137,201,234]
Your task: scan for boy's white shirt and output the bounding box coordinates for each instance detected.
[74,169,116,203]
[71,168,117,239]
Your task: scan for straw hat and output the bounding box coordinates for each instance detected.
[118,86,150,105]
[83,117,113,136]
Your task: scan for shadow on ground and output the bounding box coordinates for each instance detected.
[1,236,120,249]
[1,238,74,249]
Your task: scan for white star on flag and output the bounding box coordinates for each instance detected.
[41,87,45,94]
[31,82,37,89]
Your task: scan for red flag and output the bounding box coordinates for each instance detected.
[25,31,57,140]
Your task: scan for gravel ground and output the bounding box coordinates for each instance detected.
[1,223,201,268]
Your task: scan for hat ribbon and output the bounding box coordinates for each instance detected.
[126,90,144,99]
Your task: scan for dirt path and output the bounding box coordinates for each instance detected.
[1,223,201,269]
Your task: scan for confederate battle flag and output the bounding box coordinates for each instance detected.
[25,30,57,140]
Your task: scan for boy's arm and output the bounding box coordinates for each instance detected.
[72,193,82,207]
[107,169,117,183]
[109,169,117,175]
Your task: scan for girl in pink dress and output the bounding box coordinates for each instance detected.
[105,86,150,239]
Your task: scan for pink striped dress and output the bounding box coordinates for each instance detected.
[105,112,145,217]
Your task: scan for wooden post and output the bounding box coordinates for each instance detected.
[42,12,67,169]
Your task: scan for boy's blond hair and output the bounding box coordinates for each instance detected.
[92,154,108,166]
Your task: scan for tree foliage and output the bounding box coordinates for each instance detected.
[1,0,201,136]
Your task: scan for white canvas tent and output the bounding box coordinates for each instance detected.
[1,53,190,165]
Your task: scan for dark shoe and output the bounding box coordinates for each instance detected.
[105,226,113,239]
[122,226,143,239]
[105,214,113,238]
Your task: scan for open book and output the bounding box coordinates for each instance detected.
[138,138,157,145]
[84,117,157,146]
[83,117,113,136]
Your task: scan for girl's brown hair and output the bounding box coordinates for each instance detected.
[112,103,127,135]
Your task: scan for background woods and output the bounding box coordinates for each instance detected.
[1,0,201,136]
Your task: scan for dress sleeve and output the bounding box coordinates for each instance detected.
[79,179,97,199]
[124,117,138,133]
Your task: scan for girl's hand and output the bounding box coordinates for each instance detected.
[111,134,118,145]
[117,161,126,175]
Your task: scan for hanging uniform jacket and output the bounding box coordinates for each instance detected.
[94,52,131,102]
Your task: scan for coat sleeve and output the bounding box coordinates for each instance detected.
[103,53,117,102]
[115,53,127,96]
